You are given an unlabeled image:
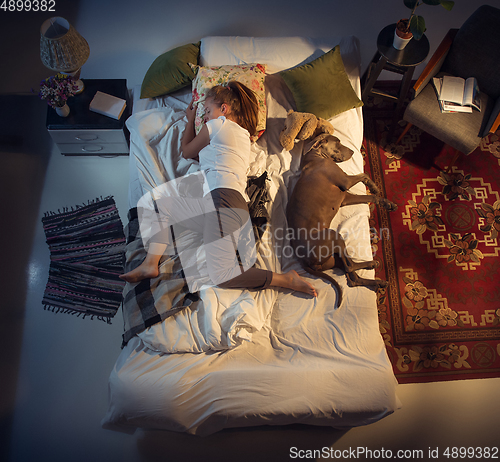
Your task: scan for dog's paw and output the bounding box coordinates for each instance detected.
[379,198,398,211]
[374,278,389,289]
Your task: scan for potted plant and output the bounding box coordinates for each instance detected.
[394,0,455,50]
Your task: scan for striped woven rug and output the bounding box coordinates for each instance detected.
[42,196,126,323]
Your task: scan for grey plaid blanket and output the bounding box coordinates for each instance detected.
[121,207,201,346]
[121,173,270,346]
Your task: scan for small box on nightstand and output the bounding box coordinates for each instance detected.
[46,79,130,156]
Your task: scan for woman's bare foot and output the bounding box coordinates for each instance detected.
[271,270,317,297]
[120,262,159,283]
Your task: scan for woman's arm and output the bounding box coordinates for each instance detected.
[181,99,210,159]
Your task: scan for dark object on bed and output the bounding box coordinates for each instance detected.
[246,171,270,246]
[41,196,126,322]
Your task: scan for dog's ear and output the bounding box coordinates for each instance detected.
[327,136,354,162]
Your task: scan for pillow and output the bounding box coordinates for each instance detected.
[280,45,363,120]
[140,42,201,99]
[200,36,341,73]
[190,63,267,137]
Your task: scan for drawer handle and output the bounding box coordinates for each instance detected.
[75,134,99,141]
[81,145,104,152]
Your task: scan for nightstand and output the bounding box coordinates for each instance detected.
[361,25,430,140]
[46,79,130,156]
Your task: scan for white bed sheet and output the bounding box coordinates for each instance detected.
[102,36,399,436]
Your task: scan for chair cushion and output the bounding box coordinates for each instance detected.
[403,80,491,155]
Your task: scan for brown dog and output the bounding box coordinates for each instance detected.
[286,134,397,306]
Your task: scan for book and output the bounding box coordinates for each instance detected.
[432,76,481,113]
[89,91,127,120]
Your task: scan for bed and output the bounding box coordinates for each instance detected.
[101,35,400,436]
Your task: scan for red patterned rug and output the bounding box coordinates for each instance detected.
[363,91,500,383]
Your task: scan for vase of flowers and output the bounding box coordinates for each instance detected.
[55,104,70,117]
[394,0,455,49]
[37,73,79,116]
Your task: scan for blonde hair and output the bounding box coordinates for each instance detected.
[206,81,259,136]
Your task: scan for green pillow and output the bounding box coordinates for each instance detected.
[280,45,363,119]
[140,42,201,99]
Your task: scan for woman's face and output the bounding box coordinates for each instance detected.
[204,98,226,122]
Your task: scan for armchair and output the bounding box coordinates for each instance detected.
[397,5,500,169]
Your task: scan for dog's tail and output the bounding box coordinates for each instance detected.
[303,266,343,307]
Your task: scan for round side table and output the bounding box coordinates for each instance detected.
[362,24,430,139]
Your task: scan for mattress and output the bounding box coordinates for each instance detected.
[102,35,399,436]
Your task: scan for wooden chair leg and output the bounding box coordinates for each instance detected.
[395,123,413,145]
[446,148,461,173]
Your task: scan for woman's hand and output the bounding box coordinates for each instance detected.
[181,99,209,159]
[186,98,197,122]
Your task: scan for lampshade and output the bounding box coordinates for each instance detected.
[40,17,90,73]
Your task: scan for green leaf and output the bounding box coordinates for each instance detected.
[404,0,419,9]
[410,15,426,40]
[440,0,455,11]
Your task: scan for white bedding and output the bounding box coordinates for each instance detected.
[102,36,399,436]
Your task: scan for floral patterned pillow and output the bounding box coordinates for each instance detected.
[190,63,267,137]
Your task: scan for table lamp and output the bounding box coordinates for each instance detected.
[40,17,90,93]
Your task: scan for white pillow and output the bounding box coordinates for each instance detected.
[200,36,343,74]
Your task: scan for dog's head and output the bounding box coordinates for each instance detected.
[305,134,354,162]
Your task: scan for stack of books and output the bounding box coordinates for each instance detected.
[433,76,481,113]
